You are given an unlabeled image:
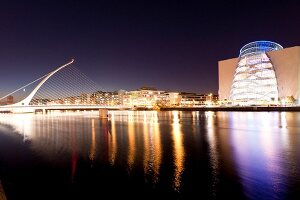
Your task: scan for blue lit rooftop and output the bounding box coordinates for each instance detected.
[239,41,283,57]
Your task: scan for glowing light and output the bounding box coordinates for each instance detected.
[109,112,117,165]
[230,41,282,105]
[152,112,161,183]
[280,112,287,129]
[127,112,135,170]
[143,113,150,177]
[206,111,219,198]
[171,111,185,191]
[0,113,34,141]
[89,119,96,161]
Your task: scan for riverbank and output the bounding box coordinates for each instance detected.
[158,106,300,112]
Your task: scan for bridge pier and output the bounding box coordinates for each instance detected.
[42,109,47,114]
[99,109,108,119]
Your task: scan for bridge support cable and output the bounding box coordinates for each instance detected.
[29,64,104,106]
[0,73,49,102]
[0,60,105,107]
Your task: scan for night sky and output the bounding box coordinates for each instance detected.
[1,0,300,96]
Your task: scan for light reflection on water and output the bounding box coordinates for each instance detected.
[0,111,300,199]
[227,112,292,200]
[171,111,185,191]
[127,111,136,171]
[108,113,117,165]
[89,119,96,162]
[206,111,219,199]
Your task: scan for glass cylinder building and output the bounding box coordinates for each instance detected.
[229,41,283,105]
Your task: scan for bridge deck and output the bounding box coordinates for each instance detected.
[0,105,130,113]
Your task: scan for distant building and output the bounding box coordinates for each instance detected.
[6,95,13,105]
[219,41,300,105]
[123,87,164,108]
[180,93,216,107]
[32,87,218,108]
[166,92,181,106]
[120,89,217,108]
[80,93,89,105]
[64,96,76,105]
[117,90,126,106]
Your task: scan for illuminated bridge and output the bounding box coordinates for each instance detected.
[0,60,128,113]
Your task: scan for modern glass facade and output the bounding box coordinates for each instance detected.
[229,41,283,105]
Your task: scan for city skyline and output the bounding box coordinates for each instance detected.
[1,0,300,96]
[2,2,300,199]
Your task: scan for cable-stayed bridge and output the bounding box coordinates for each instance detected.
[0,60,126,113]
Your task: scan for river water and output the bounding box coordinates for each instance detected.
[0,111,299,199]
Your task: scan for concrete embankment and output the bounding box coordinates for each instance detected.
[159,106,300,112]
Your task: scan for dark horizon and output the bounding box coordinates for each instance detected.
[1,0,300,96]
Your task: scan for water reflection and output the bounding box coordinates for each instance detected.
[171,111,185,191]
[227,112,292,199]
[108,112,117,165]
[1,111,300,199]
[205,111,219,198]
[143,112,150,177]
[70,120,77,183]
[100,117,110,164]
[152,112,161,184]
[0,113,34,141]
[142,111,162,184]
[89,119,96,162]
[127,111,136,171]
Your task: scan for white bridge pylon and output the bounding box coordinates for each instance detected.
[0,59,125,113]
[13,59,74,107]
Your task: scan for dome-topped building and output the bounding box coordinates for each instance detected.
[229,41,283,105]
[219,41,300,105]
[239,41,283,57]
